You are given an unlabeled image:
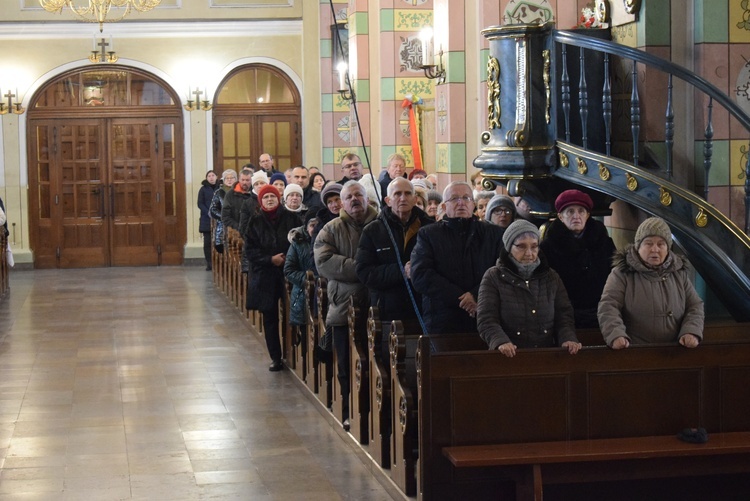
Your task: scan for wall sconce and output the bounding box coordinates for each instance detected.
[184,87,212,111]
[419,27,446,84]
[336,61,355,102]
[0,89,24,115]
[89,36,118,64]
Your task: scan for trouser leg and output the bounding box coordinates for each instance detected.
[202,232,212,268]
[263,304,282,363]
[333,324,350,420]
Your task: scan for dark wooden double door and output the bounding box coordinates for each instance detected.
[29,118,185,268]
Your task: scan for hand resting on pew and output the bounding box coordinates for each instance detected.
[497,340,582,358]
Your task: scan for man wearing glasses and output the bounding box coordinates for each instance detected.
[410,181,505,335]
[336,152,363,184]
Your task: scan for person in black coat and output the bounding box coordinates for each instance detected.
[540,189,616,328]
[284,211,318,327]
[197,170,219,270]
[244,184,302,371]
[410,181,505,335]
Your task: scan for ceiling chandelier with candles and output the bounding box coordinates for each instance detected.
[39,0,161,32]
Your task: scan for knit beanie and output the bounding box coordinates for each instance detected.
[502,219,541,252]
[257,184,280,205]
[283,183,304,200]
[251,171,269,187]
[270,172,287,187]
[426,189,442,204]
[555,189,593,213]
[485,194,516,222]
[411,178,433,191]
[320,182,343,204]
[634,216,672,249]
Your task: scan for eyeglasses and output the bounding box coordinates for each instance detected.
[492,208,513,216]
[445,196,473,204]
[512,244,539,253]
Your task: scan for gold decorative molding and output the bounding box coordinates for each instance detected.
[626,173,638,191]
[481,131,491,145]
[576,157,588,175]
[659,187,673,206]
[599,163,611,181]
[597,0,610,23]
[695,207,709,228]
[487,56,502,130]
[542,49,551,124]
[559,151,569,168]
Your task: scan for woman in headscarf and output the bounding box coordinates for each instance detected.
[598,217,704,349]
[477,220,581,357]
[244,184,302,371]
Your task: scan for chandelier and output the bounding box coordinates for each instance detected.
[39,0,161,32]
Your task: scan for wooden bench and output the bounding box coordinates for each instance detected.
[366,307,390,467]
[444,432,750,501]
[418,334,750,500]
[316,276,334,410]
[304,271,319,393]
[348,297,369,444]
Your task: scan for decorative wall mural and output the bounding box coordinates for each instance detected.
[400,36,422,72]
[399,108,411,138]
[337,114,351,143]
[503,0,554,25]
[438,92,447,135]
[395,10,432,30]
[735,56,750,116]
[401,0,428,6]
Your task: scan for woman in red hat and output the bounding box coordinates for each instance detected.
[244,184,301,371]
[539,189,616,328]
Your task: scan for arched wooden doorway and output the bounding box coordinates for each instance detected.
[213,64,302,174]
[27,66,185,268]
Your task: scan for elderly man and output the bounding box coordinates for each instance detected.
[221,168,254,231]
[336,152,363,184]
[258,152,277,175]
[314,180,378,430]
[378,153,406,200]
[356,177,433,357]
[291,165,322,210]
[411,181,505,335]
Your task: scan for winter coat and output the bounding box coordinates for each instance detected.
[221,184,254,231]
[284,226,316,326]
[239,194,262,236]
[410,216,505,334]
[477,250,578,350]
[540,217,616,327]
[356,206,434,322]
[209,185,230,246]
[597,245,704,347]
[0,197,7,237]
[314,205,378,327]
[198,180,219,233]
[244,208,300,313]
[302,186,322,212]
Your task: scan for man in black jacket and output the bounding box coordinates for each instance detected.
[356,177,433,356]
[336,153,363,184]
[291,165,322,211]
[221,168,254,232]
[410,181,504,335]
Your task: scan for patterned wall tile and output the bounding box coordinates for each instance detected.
[394,9,433,31]
[398,34,423,74]
[730,0,750,43]
[611,22,637,47]
[396,78,434,100]
[730,139,750,187]
[436,142,467,173]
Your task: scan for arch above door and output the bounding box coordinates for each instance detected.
[213,63,302,174]
[27,66,186,268]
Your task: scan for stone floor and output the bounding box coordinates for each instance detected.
[0,267,397,500]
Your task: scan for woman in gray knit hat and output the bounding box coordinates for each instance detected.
[476,219,581,357]
[597,216,704,349]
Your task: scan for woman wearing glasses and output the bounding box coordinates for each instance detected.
[540,189,616,328]
[477,220,581,357]
[484,194,516,230]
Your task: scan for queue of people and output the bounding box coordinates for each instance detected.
[202,156,706,428]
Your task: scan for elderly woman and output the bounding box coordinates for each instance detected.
[540,189,616,328]
[283,183,307,220]
[208,169,237,253]
[474,191,494,220]
[477,220,581,357]
[598,217,704,349]
[484,194,516,230]
[244,184,302,371]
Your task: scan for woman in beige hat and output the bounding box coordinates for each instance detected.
[597,217,704,349]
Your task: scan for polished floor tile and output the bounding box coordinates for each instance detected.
[0,268,398,500]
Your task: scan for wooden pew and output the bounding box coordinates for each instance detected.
[348,297,369,444]
[304,271,319,393]
[387,318,429,496]
[316,277,333,410]
[418,333,750,500]
[367,307,390,468]
[0,231,8,299]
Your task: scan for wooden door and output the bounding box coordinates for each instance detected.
[214,115,301,174]
[29,118,183,268]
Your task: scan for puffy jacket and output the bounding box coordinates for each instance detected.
[284,226,316,326]
[477,250,577,350]
[540,217,616,327]
[314,205,378,326]
[209,186,229,246]
[197,180,219,233]
[244,208,300,312]
[410,216,505,334]
[221,184,253,231]
[598,246,704,347]
[356,206,433,322]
